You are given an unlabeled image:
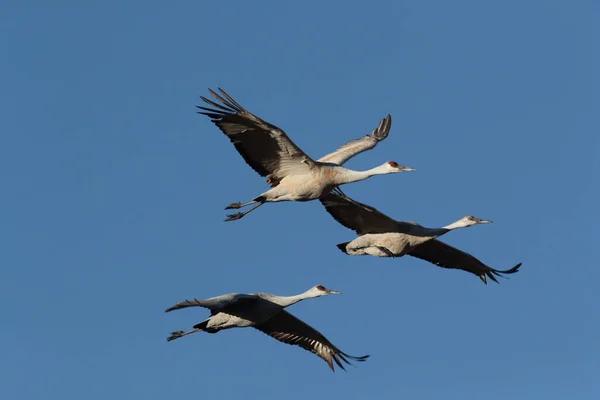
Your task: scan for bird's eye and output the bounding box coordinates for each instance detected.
[388,161,398,168]
[316,285,325,291]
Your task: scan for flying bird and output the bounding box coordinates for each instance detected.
[165,285,369,372]
[197,88,414,221]
[320,191,521,284]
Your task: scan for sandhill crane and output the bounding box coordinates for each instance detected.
[165,285,369,372]
[320,191,521,284]
[197,88,415,221]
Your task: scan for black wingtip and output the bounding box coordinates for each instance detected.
[486,262,522,284]
[373,114,391,141]
[504,262,522,274]
[492,262,522,276]
[350,354,370,361]
[383,114,391,125]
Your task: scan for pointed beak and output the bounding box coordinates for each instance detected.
[401,166,416,172]
[327,289,341,295]
[478,219,493,224]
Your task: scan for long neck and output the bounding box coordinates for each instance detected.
[418,220,469,238]
[442,220,469,230]
[273,291,316,308]
[334,165,388,185]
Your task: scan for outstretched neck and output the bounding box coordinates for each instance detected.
[274,291,316,308]
[421,220,471,238]
[334,165,388,185]
[442,220,469,230]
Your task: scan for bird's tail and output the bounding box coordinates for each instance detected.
[193,320,209,330]
[336,242,350,254]
[483,262,522,284]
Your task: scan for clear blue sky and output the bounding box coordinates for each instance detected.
[1,1,598,399]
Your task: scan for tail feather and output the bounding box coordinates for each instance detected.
[193,320,209,330]
[336,242,350,254]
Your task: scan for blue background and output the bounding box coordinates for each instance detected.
[2,1,598,399]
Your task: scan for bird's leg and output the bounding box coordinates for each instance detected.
[224,200,257,210]
[166,328,201,342]
[225,202,264,222]
[332,186,347,197]
[375,246,396,257]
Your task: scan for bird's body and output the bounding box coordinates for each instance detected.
[256,163,399,203]
[165,285,369,371]
[344,231,439,257]
[339,220,473,258]
[321,191,521,284]
[193,295,283,331]
[197,88,414,221]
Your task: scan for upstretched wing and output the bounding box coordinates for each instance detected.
[319,191,400,235]
[197,88,314,186]
[165,293,258,313]
[407,239,522,284]
[253,310,369,372]
[318,115,391,165]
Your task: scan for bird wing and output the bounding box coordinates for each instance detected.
[317,115,391,165]
[407,239,522,284]
[197,88,314,186]
[253,310,369,372]
[164,293,257,313]
[319,191,400,235]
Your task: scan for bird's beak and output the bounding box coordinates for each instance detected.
[401,167,416,172]
[479,219,493,224]
[327,289,341,295]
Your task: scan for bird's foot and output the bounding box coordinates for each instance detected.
[166,331,185,342]
[225,202,242,210]
[224,212,244,222]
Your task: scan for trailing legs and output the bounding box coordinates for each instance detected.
[224,198,265,222]
[166,328,201,342]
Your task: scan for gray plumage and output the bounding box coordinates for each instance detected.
[317,114,392,165]
[320,191,521,284]
[165,285,369,372]
[197,88,414,222]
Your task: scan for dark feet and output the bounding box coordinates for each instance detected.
[225,202,242,210]
[167,331,185,342]
[224,212,244,222]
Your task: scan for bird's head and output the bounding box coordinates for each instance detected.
[457,215,493,227]
[383,161,416,173]
[309,285,341,297]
